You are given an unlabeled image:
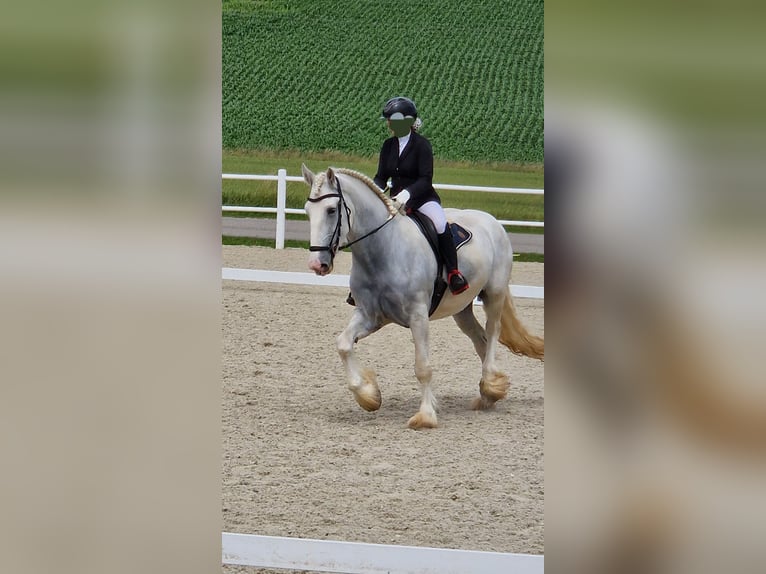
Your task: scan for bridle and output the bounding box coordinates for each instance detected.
[306,176,395,261]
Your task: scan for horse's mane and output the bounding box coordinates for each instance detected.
[332,167,399,217]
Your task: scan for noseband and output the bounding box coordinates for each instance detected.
[306,176,395,261]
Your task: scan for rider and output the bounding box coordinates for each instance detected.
[374,96,470,295]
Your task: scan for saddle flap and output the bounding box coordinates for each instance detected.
[407,210,440,256]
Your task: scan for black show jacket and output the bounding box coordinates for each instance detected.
[373,130,442,210]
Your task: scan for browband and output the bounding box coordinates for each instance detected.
[306,193,341,203]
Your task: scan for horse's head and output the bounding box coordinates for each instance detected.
[302,164,349,275]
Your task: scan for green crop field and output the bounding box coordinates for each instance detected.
[222,0,544,165]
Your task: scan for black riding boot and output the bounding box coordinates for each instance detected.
[437,228,469,294]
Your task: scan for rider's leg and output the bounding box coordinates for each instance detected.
[418,201,469,294]
[417,201,448,234]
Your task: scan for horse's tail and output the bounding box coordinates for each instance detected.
[498,290,544,360]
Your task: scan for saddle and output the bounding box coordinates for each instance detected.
[407,211,473,316]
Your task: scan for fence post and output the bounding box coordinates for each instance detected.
[276,169,287,249]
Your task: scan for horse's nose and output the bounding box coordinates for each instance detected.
[308,257,330,275]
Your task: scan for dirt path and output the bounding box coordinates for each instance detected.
[222,246,544,572]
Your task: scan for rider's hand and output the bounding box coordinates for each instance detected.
[393,189,410,214]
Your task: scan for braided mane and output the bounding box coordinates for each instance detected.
[334,168,399,217]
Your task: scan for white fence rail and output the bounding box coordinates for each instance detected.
[222,532,544,574]
[222,267,543,300]
[222,171,544,249]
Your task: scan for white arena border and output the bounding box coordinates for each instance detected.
[222,268,544,300]
[222,532,543,573]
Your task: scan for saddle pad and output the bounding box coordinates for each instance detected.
[450,222,472,250]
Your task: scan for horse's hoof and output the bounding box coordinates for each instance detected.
[471,396,498,411]
[354,390,381,412]
[353,385,381,411]
[407,412,438,429]
[351,369,381,411]
[479,372,510,402]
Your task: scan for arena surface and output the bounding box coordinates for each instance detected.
[222,245,544,572]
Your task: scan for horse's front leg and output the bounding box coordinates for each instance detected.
[337,309,383,412]
[407,313,438,429]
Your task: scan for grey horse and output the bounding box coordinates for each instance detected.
[302,165,543,429]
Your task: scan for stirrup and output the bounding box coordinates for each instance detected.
[346,292,356,306]
[448,270,469,294]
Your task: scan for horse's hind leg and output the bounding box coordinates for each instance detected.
[337,310,383,412]
[407,314,438,429]
[453,304,487,361]
[472,293,510,410]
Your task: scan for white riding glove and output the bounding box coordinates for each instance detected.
[393,189,410,214]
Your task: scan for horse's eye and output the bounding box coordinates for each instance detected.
[327,207,337,215]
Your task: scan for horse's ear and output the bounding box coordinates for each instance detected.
[301,163,314,187]
[326,167,337,186]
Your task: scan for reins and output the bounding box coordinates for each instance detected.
[306,175,396,258]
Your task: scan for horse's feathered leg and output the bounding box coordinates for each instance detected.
[337,310,383,412]
[472,292,510,410]
[407,313,438,429]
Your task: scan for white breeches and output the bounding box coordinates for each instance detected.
[416,201,448,233]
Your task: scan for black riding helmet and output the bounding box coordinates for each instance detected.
[381,97,418,120]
